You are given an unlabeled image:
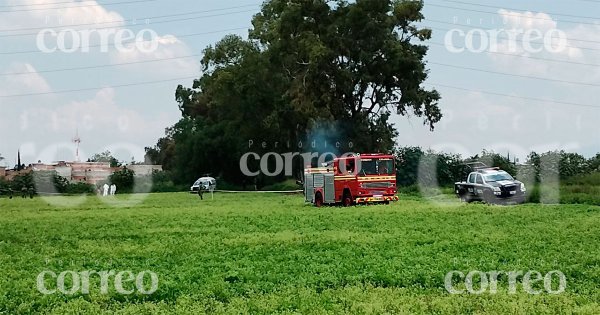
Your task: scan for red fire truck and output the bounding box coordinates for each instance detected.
[302,153,399,207]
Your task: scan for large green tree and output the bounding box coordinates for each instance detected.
[152,0,441,184]
[249,0,441,146]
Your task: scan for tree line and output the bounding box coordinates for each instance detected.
[395,148,600,188]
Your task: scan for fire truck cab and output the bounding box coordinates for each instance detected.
[303,153,399,207]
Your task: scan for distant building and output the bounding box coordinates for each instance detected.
[1,167,30,182]
[0,161,162,185]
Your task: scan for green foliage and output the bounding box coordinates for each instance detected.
[66,182,96,195]
[559,172,600,205]
[588,154,600,172]
[525,150,591,182]
[395,147,467,187]
[1,193,600,313]
[526,184,541,204]
[2,171,96,196]
[564,172,600,186]
[10,172,34,192]
[0,177,9,193]
[149,170,184,193]
[466,150,517,176]
[260,179,300,191]
[394,147,423,186]
[88,151,121,168]
[109,168,135,193]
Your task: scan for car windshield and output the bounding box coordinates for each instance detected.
[358,158,394,176]
[484,172,514,182]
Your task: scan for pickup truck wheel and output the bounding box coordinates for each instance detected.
[460,194,471,203]
[483,190,496,204]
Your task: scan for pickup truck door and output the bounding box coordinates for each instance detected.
[466,173,477,198]
[474,174,486,198]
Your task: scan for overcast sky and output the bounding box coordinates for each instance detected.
[0,0,598,167]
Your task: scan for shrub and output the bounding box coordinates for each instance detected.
[261,179,300,191]
[66,182,96,194]
[10,172,34,192]
[109,168,135,193]
[150,171,185,193]
[526,185,541,204]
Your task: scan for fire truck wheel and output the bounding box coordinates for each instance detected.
[314,192,323,208]
[342,193,353,207]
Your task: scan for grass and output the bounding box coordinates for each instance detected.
[1,193,600,314]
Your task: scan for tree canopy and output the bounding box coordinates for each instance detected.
[88,151,121,168]
[149,0,440,184]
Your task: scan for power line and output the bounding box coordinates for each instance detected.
[0,53,203,76]
[0,0,157,13]
[425,41,600,68]
[429,61,600,87]
[3,41,598,89]
[4,20,598,56]
[437,0,600,21]
[426,3,600,27]
[0,0,106,7]
[8,50,596,90]
[424,19,600,45]
[0,8,257,38]
[2,26,597,78]
[425,82,600,110]
[0,76,197,98]
[0,3,260,33]
[422,23,600,53]
[4,71,594,112]
[0,26,249,55]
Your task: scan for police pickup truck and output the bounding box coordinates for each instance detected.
[455,165,526,204]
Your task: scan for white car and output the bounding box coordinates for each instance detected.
[190,177,217,193]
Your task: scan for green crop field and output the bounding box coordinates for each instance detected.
[1,193,600,314]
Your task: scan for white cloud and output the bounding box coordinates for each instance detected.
[0,1,195,164]
[393,87,599,160]
[1,87,179,163]
[25,87,170,137]
[0,0,125,30]
[0,62,52,96]
[498,9,556,31]
[109,34,200,78]
[489,10,600,76]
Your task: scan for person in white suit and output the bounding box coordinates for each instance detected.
[103,183,109,197]
[111,184,117,196]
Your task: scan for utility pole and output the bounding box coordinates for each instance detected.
[72,129,81,162]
